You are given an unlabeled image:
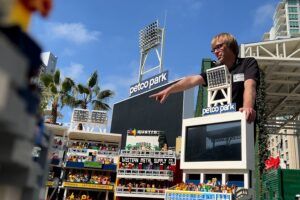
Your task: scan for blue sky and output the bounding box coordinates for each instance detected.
[30,0,278,128]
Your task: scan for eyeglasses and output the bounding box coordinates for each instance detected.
[211,42,225,53]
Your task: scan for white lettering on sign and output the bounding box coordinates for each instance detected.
[202,103,236,116]
[129,71,168,96]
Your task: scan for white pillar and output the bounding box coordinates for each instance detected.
[200,173,204,183]
[244,173,249,189]
[63,188,67,200]
[105,191,109,200]
[182,172,187,182]
[222,173,226,185]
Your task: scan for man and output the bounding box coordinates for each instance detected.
[150,32,259,123]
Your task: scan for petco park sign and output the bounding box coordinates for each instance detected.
[129,71,168,97]
[202,103,236,116]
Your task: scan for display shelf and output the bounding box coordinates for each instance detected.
[117,169,173,181]
[116,146,177,199]
[115,186,165,199]
[49,109,122,200]
[44,124,68,200]
[68,131,122,144]
[120,150,176,158]
[164,190,232,200]
[62,182,114,191]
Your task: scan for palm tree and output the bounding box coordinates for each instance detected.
[74,71,114,110]
[40,70,76,124]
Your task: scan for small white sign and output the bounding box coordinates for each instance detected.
[233,73,245,82]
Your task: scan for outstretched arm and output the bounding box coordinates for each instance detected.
[239,79,257,123]
[149,75,205,103]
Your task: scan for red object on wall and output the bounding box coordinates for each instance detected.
[265,156,280,170]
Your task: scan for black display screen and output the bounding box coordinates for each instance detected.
[185,121,241,162]
[111,82,184,148]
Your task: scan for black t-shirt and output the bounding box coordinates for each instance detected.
[200,57,260,110]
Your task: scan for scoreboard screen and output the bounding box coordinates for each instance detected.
[111,81,193,148]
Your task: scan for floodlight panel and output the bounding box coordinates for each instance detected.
[139,21,161,52]
[72,109,89,122]
[207,65,230,88]
[91,110,107,124]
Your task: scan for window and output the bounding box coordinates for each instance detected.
[290,29,299,33]
[289,14,298,20]
[286,164,290,169]
[285,140,288,149]
[276,136,278,142]
[288,0,298,5]
[286,152,289,160]
[288,7,298,12]
[290,21,299,28]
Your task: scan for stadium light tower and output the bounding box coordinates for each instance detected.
[138,20,165,82]
[70,109,108,133]
[206,65,232,107]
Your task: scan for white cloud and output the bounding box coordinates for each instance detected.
[48,22,101,44]
[176,0,203,17]
[61,48,75,56]
[102,60,139,103]
[185,0,203,11]
[253,4,275,27]
[60,62,87,82]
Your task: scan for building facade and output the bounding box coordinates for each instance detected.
[41,51,57,74]
[261,0,300,169]
[264,0,300,40]
[268,128,300,169]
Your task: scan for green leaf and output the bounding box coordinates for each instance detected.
[62,78,75,93]
[97,89,114,100]
[61,94,76,108]
[77,84,89,94]
[88,71,98,88]
[50,83,58,94]
[54,70,60,85]
[92,100,110,110]
[40,73,53,87]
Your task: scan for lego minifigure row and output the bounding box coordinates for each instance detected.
[69,141,118,152]
[66,192,93,200]
[67,154,114,164]
[117,179,170,193]
[66,171,111,185]
[174,180,238,194]
[119,161,175,171]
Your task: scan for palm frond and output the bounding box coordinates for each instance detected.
[54,70,60,85]
[97,89,114,100]
[92,100,111,110]
[40,73,53,87]
[62,77,75,93]
[50,83,58,94]
[61,94,76,108]
[88,71,98,88]
[77,84,90,94]
[75,100,85,107]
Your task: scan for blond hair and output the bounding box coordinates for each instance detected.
[211,33,239,56]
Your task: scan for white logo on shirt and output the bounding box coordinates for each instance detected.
[233,73,244,82]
